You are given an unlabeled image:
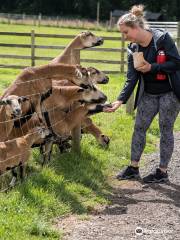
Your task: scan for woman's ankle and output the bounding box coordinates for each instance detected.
[131,161,139,168]
[159,166,167,173]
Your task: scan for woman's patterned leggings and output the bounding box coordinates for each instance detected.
[131,91,180,168]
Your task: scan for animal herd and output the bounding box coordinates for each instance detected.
[0,31,111,187]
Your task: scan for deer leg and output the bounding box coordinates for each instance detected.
[9,168,18,187]
[82,117,110,147]
[19,163,26,181]
[41,141,53,166]
[34,97,44,124]
[58,139,71,153]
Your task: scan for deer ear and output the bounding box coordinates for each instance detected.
[75,64,81,68]
[80,31,91,38]
[86,66,93,71]
[18,96,29,103]
[75,68,83,79]
[87,70,91,77]
[80,32,86,39]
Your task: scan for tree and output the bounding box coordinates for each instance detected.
[0,0,179,20]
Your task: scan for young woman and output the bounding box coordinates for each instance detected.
[104,5,180,183]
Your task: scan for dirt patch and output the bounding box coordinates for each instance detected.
[56,132,180,240]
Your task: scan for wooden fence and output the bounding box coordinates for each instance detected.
[148,21,178,31]
[0,13,99,29]
[0,30,126,74]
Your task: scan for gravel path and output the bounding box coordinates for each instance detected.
[56,132,180,240]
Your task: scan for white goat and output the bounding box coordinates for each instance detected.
[0,95,29,141]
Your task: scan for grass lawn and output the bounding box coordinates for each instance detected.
[0,23,179,240]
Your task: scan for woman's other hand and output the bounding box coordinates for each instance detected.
[103,100,123,112]
[136,60,151,73]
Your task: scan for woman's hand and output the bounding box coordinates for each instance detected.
[136,60,151,73]
[103,100,123,112]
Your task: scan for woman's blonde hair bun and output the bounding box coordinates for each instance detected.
[130,5,144,17]
[117,4,148,29]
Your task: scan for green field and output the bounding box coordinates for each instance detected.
[0,23,179,240]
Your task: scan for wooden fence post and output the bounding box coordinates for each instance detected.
[56,16,59,27]
[109,11,112,29]
[121,36,134,115]
[38,13,42,27]
[22,13,26,24]
[31,30,35,66]
[96,2,100,27]
[7,14,11,24]
[33,15,36,26]
[177,22,180,52]
[71,49,81,153]
[125,58,134,115]
[120,36,125,73]
[126,91,134,115]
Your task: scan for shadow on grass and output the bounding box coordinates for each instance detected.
[18,148,111,215]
